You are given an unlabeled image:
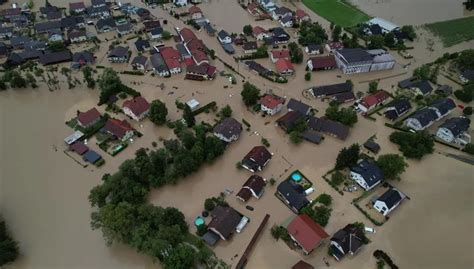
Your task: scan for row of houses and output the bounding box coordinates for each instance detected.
[404,98,456,131]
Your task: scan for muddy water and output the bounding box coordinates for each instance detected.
[350,0,473,25]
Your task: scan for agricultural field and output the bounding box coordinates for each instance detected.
[302,0,371,27]
[425,16,474,47]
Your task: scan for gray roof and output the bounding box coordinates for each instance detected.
[287,98,311,115]
[39,50,72,65]
[201,231,220,246]
[311,82,353,97]
[274,6,292,16]
[213,118,242,140]
[277,180,309,212]
[398,77,416,88]
[439,117,470,138]
[437,85,453,95]
[134,39,150,52]
[351,159,383,188]
[108,46,128,58]
[301,130,323,144]
[307,117,349,140]
[176,43,190,57]
[461,69,474,81]
[337,48,373,63]
[96,18,116,30]
[430,98,455,116]
[10,36,31,48]
[61,16,85,29]
[0,26,13,34]
[132,55,148,66]
[217,30,230,40]
[384,99,411,120]
[411,80,433,95]
[19,49,43,60]
[34,21,61,33]
[408,107,438,127]
[377,188,403,209]
[150,53,168,72]
[117,22,133,33]
[72,51,94,63]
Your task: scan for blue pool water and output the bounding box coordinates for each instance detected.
[194,217,205,226]
[291,172,302,182]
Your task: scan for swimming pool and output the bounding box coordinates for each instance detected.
[194,216,205,227]
[291,172,302,182]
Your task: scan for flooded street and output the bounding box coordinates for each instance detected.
[0,0,473,268]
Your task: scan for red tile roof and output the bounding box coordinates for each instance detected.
[104,118,133,139]
[308,55,337,70]
[271,49,290,59]
[180,27,197,43]
[252,26,267,35]
[292,260,314,269]
[287,214,329,253]
[160,47,181,69]
[69,2,85,10]
[247,3,259,15]
[70,141,89,155]
[188,5,202,15]
[275,59,294,74]
[360,90,390,108]
[260,94,285,109]
[123,96,150,117]
[77,108,101,126]
[295,9,309,19]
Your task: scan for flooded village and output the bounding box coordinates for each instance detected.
[0,0,473,269]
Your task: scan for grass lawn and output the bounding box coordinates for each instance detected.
[302,0,371,28]
[425,16,474,47]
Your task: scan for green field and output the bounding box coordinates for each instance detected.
[302,0,371,28]
[425,16,474,47]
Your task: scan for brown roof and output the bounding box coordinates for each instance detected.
[122,96,150,117]
[243,146,272,167]
[188,5,202,15]
[213,117,242,140]
[208,206,242,240]
[287,214,329,253]
[236,188,252,202]
[104,118,133,139]
[243,175,265,194]
[260,94,285,109]
[292,260,314,269]
[69,2,85,10]
[77,108,101,126]
[308,55,337,70]
[69,141,89,155]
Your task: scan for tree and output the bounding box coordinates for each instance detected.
[368,81,378,93]
[0,218,20,266]
[204,198,216,211]
[243,24,253,36]
[163,244,196,269]
[463,106,473,115]
[464,143,474,155]
[298,21,328,45]
[401,25,417,40]
[288,42,303,64]
[98,68,123,105]
[6,71,27,88]
[301,205,332,227]
[332,25,342,42]
[183,106,195,127]
[48,41,66,52]
[25,72,37,88]
[389,131,434,159]
[305,72,311,81]
[325,104,358,126]
[289,131,302,144]
[376,154,408,180]
[384,32,396,48]
[454,82,473,103]
[0,79,6,90]
[161,31,172,40]
[367,35,385,49]
[335,144,360,170]
[82,66,95,88]
[149,100,168,125]
[241,82,260,106]
[270,225,289,241]
[413,64,431,80]
[315,193,332,206]
[220,105,232,118]
[456,49,474,70]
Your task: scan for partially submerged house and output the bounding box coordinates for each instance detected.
[334,48,395,74]
[287,214,329,255]
[373,188,404,216]
[270,49,290,63]
[292,260,314,269]
[355,90,390,113]
[405,98,456,130]
[275,58,294,76]
[103,118,135,141]
[77,108,101,128]
[384,99,411,121]
[287,98,311,115]
[410,80,433,96]
[330,224,365,261]
[217,30,232,44]
[131,55,148,71]
[185,63,217,81]
[276,180,309,213]
[259,94,285,115]
[307,117,349,140]
[108,46,129,63]
[213,117,243,143]
[241,146,272,172]
[436,117,471,146]
[350,159,383,191]
[307,55,337,71]
[39,50,72,66]
[236,175,266,202]
[305,44,324,55]
[208,206,242,240]
[122,96,150,121]
[310,82,353,98]
[276,111,304,131]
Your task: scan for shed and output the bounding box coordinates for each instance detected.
[363,139,380,154]
[202,230,220,246]
[186,99,200,110]
[70,141,89,155]
[83,150,102,164]
[64,131,84,145]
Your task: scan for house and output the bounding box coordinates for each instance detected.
[208,206,242,240]
[188,5,203,20]
[134,38,151,52]
[252,26,269,41]
[330,224,365,261]
[292,260,314,269]
[213,117,243,143]
[436,117,471,145]
[307,117,349,140]
[367,49,396,71]
[83,150,102,164]
[46,11,63,21]
[87,6,110,18]
[123,96,150,121]
[305,44,323,55]
[275,59,294,75]
[160,47,182,74]
[373,188,404,216]
[131,55,148,71]
[260,94,285,115]
[301,130,323,144]
[39,50,72,66]
[203,22,216,36]
[363,139,380,154]
[247,3,261,16]
[310,82,353,98]
[333,92,356,104]
[404,107,439,130]
[271,27,290,43]
[384,99,411,121]
[276,111,304,131]
[48,31,64,42]
[276,180,309,213]
[430,98,456,119]
[5,53,26,68]
[24,40,47,51]
[10,36,31,50]
[350,159,383,191]
[245,60,273,77]
[460,69,474,83]
[217,30,232,44]
[185,63,216,80]
[236,175,266,202]
[69,2,86,14]
[307,55,337,71]
[325,42,344,53]
[367,17,399,34]
[173,0,188,6]
[410,80,433,96]
[272,6,292,21]
[0,42,8,57]
[61,16,85,30]
[34,21,62,34]
[40,3,60,16]
[241,146,272,172]
[149,27,163,39]
[242,42,258,54]
[150,53,169,76]
[222,43,235,54]
[96,18,116,32]
[108,46,129,63]
[72,51,95,68]
[436,85,453,95]
[279,16,293,28]
[77,108,101,128]
[295,9,310,23]
[287,214,329,255]
[18,49,43,61]
[186,99,200,110]
[355,90,390,113]
[143,20,161,32]
[117,23,133,36]
[258,0,277,12]
[270,49,290,63]
[91,0,106,8]
[287,98,311,115]
[68,29,87,43]
[104,118,135,141]
[176,43,191,59]
[398,77,416,89]
[136,8,152,21]
[70,141,89,155]
[0,8,22,22]
[0,27,13,39]
[334,48,394,74]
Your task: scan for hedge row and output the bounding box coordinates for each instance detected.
[192,101,217,116]
[374,250,399,269]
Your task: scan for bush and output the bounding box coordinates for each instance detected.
[373,250,399,269]
[315,193,332,207]
[330,170,345,186]
[389,131,434,159]
[289,131,302,144]
[269,178,276,186]
[305,72,311,81]
[204,198,216,212]
[464,143,474,155]
[463,106,473,115]
[261,138,270,147]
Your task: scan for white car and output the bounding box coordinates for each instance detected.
[365,227,376,234]
[236,216,249,233]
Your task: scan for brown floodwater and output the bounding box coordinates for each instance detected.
[1,0,473,269]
